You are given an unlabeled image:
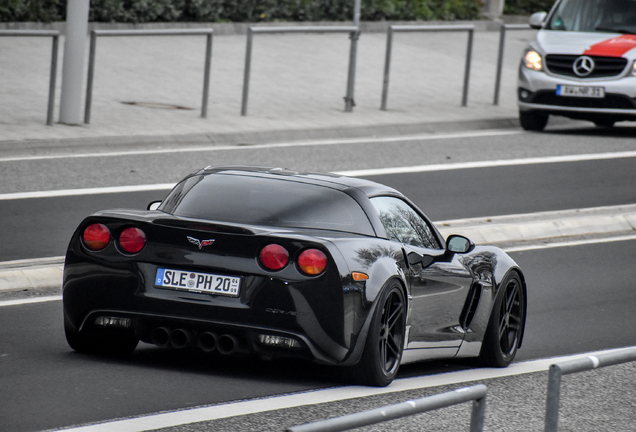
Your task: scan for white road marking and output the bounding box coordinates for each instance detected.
[50,347,636,432]
[0,130,522,162]
[336,151,636,177]
[1,151,635,201]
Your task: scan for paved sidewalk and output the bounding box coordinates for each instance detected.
[1,19,533,146]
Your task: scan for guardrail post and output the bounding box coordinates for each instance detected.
[84,30,97,124]
[46,34,59,126]
[544,348,636,432]
[380,25,474,110]
[201,32,213,118]
[286,384,487,432]
[380,26,394,111]
[462,28,474,107]
[1,30,60,125]
[344,28,360,112]
[493,24,532,106]
[241,28,254,116]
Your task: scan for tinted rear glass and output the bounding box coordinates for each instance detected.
[159,174,375,236]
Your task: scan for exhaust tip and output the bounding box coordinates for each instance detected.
[169,328,194,349]
[217,334,238,355]
[151,327,171,347]
[197,332,218,352]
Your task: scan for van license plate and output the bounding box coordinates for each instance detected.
[556,85,605,98]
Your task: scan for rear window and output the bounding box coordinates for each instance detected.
[159,174,375,236]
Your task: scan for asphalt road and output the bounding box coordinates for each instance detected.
[1,126,636,431]
[2,240,635,432]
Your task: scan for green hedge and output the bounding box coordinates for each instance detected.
[504,0,555,15]
[1,0,482,23]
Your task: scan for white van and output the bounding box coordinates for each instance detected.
[517,0,636,130]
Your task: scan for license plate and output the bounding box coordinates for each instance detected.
[556,85,605,98]
[155,268,240,297]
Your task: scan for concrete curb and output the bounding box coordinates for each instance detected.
[2,205,635,293]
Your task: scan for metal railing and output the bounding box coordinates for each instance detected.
[493,24,534,105]
[0,30,60,126]
[84,28,213,124]
[544,347,636,432]
[381,25,474,110]
[240,26,359,116]
[286,384,487,432]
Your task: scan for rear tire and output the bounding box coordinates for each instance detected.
[352,281,406,387]
[65,323,138,356]
[519,110,548,131]
[479,272,525,367]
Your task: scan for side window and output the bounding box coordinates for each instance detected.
[370,196,441,250]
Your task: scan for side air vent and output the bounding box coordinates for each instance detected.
[460,283,483,330]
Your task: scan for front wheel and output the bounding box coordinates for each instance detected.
[352,281,406,387]
[479,272,525,367]
[519,110,548,131]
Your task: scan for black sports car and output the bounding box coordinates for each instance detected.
[63,166,527,386]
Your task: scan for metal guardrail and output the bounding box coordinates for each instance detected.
[381,25,474,110]
[493,24,534,105]
[240,26,359,116]
[0,30,60,126]
[286,384,487,432]
[544,347,636,432]
[84,28,213,124]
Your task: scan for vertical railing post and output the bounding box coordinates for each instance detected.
[344,0,361,112]
[461,28,474,107]
[493,23,506,105]
[201,32,213,118]
[241,28,254,116]
[470,393,487,432]
[84,30,97,124]
[47,34,59,126]
[544,364,563,432]
[380,26,394,111]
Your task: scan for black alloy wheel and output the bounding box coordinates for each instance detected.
[480,272,525,367]
[353,282,406,387]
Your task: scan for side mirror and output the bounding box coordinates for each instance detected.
[147,201,162,211]
[446,235,475,254]
[407,252,435,269]
[529,11,547,29]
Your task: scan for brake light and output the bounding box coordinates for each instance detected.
[259,244,289,270]
[119,227,146,253]
[83,223,111,250]
[298,249,327,276]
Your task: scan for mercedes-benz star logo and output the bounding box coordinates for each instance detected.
[573,56,595,77]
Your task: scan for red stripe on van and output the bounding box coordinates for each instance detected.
[584,34,636,57]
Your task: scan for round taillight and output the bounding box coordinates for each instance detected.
[83,223,111,251]
[298,249,327,276]
[119,227,146,253]
[259,244,289,271]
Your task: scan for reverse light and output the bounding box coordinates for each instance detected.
[83,223,111,251]
[524,50,543,71]
[119,227,146,253]
[258,334,301,349]
[260,244,289,270]
[298,248,327,276]
[94,316,132,328]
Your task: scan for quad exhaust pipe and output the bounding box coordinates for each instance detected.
[151,327,238,355]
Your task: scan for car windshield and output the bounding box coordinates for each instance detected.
[159,173,375,236]
[547,0,636,34]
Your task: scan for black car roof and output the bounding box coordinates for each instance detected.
[195,166,403,198]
